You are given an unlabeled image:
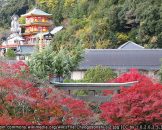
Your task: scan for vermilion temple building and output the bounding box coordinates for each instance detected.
[0,8,63,60]
[21,8,53,46]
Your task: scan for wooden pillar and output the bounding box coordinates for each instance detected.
[68,90,71,95]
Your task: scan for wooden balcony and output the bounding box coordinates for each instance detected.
[21,21,52,27]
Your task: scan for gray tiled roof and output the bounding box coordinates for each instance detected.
[16,45,35,55]
[78,49,162,70]
[118,41,144,49]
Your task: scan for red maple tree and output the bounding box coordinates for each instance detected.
[100,69,162,126]
[0,61,95,126]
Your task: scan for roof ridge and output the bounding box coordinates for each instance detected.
[85,49,162,51]
[117,41,144,49]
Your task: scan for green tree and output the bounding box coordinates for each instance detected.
[83,66,117,83]
[5,48,16,59]
[28,45,83,79]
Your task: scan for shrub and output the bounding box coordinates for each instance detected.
[116,32,129,45]
[100,69,162,126]
[19,16,25,24]
[83,66,117,83]
[96,40,113,49]
[0,60,96,125]
[5,48,16,59]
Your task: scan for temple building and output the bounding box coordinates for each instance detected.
[71,41,162,80]
[0,8,63,60]
[21,8,53,47]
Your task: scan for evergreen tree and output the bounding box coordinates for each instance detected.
[5,48,16,59]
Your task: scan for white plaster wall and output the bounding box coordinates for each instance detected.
[25,56,29,61]
[16,55,30,61]
[71,71,85,80]
[148,71,160,81]
[16,56,20,60]
[148,71,154,77]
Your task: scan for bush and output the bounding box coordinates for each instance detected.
[116,32,129,45]
[83,66,117,83]
[5,48,16,59]
[19,16,25,24]
[0,60,96,125]
[100,69,162,126]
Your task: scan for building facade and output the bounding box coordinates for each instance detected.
[71,42,162,80]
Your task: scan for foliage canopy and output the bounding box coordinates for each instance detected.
[28,45,83,79]
[1,0,162,48]
[101,69,162,125]
[83,66,117,83]
[36,0,162,48]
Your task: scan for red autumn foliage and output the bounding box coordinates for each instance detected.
[100,69,162,126]
[0,61,95,126]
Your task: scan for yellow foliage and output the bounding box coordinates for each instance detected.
[36,0,45,4]
[37,0,58,8]
[75,29,84,38]
[83,42,94,49]
[19,16,25,24]
[150,36,157,44]
[96,40,112,49]
[75,27,91,37]
[75,26,91,39]
[49,0,58,8]
[64,0,75,7]
[116,33,129,42]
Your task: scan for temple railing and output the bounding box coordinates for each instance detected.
[0,44,35,49]
[52,81,138,103]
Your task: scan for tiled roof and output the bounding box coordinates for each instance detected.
[118,41,144,49]
[21,8,52,17]
[78,49,162,70]
[50,26,63,35]
[16,45,35,55]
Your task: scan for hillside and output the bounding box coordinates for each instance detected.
[1,0,162,48]
[0,0,35,28]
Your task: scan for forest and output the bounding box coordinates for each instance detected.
[1,0,162,48]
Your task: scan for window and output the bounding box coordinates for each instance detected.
[34,17,38,22]
[38,27,42,32]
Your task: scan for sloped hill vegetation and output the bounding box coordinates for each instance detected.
[1,0,162,48]
[0,0,35,28]
[37,0,162,49]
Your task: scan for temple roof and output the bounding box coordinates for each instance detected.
[78,49,162,70]
[21,8,52,17]
[32,26,63,38]
[17,45,35,55]
[118,41,144,50]
[7,35,24,41]
[51,26,63,35]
